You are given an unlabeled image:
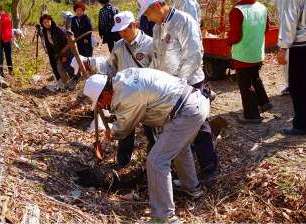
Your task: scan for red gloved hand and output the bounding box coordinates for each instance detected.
[104,129,112,141]
[277,48,288,65]
[93,141,104,160]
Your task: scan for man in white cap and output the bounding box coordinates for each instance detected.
[83,67,210,223]
[71,11,153,75]
[138,0,203,85]
[138,0,219,186]
[109,11,153,72]
[71,11,155,168]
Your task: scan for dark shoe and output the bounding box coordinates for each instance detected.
[8,69,14,77]
[201,167,220,188]
[66,74,81,91]
[0,76,9,88]
[238,116,263,124]
[173,182,204,198]
[282,128,306,136]
[148,215,181,224]
[260,102,273,113]
[281,87,290,96]
[209,90,217,102]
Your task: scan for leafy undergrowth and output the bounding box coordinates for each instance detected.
[18,0,137,29]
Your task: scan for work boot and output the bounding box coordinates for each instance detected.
[148,215,181,224]
[259,102,273,113]
[238,116,263,124]
[65,75,80,91]
[201,166,221,188]
[0,76,9,88]
[8,69,14,77]
[46,79,65,92]
[173,182,204,198]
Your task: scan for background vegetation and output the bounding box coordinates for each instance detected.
[2,0,137,29]
[2,0,275,83]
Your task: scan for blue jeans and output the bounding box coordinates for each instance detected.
[0,41,13,74]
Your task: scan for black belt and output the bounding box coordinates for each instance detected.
[169,86,195,120]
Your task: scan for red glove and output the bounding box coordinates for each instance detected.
[93,141,104,160]
[104,129,112,141]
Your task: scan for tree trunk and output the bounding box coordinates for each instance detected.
[12,0,21,29]
[21,0,36,27]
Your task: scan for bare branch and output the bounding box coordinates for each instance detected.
[21,0,36,27]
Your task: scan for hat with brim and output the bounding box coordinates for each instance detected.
[111,11,135,32]
[137,0,164,18]
[83,74,108,110]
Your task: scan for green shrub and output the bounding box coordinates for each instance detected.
[21,0,137,29]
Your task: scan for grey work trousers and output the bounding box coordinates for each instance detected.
[146,90,210,218]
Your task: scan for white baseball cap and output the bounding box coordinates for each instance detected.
[83,74,108,110]
[137,0,164,17]
[111,11,135,32]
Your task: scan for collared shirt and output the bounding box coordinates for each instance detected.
[277,0,306,48]
[111,67,188,139]
[152,9,205,85]
[130,30,142,45]
[107,30,153,72]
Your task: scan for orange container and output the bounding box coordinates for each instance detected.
[203,26,279,59]
[203,37,231,58]
[265,26,279,49]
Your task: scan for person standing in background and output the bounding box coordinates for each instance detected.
[98,0,121,52]
[272,0,289,95]
[71,2,93,57]
[228,0,272,124]
[139,15,155,37]
[0,4,13,78]
[40,14,76,92]
[277,0,306,135]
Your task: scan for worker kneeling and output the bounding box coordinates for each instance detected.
[83,68,209,223]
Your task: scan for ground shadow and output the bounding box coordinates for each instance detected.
[208,75,238,95]
[14,86,59,99]
[41,109,93,131]
[12,140,148,220]
[203,92,304,202]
